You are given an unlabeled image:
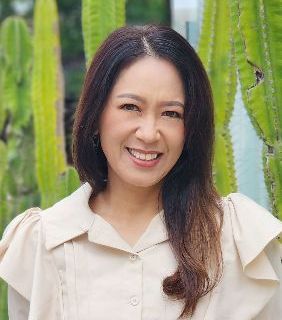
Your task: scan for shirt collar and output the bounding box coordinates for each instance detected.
[88,209,168,253]
[44,183,95,250]
[43,183,169,251]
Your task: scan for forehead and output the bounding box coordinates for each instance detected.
[110,56,185,98]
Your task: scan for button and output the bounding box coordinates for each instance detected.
[130,296,139,306]
[129,254,137,261]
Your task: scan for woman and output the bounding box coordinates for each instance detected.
[0,25,281,320]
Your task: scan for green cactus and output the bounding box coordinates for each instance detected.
[229,0,282,219]
[0,17,35,320]
[0,43,5,132]
[32,0,68,207]
[0,279,7,320]
[0,16,37,215]
[1,17,32,130]
[82,0,126,67]
[198,0,237,195]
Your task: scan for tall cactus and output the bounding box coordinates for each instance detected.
[1,17,32,129]
[32,0,68,207]
[198,0,237,195]
[82,0,126,66]
[229,0,282,219]
[0,17,34,320]
[0,17,36,219]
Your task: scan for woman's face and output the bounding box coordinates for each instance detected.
[99,56,185,189]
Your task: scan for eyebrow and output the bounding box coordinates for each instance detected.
[116,93,184,108]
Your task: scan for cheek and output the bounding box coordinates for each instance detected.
[168,125,185,153]
[100,110,122,141]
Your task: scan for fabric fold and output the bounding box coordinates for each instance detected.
[0,207,62,319]
[227,193,282,280]
[225,193,282,319]
[0,208,42,300]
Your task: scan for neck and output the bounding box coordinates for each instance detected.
[90,178,162,222]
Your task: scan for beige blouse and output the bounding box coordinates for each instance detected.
[0,183,281,320]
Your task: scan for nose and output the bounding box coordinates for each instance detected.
[135,117,160,143]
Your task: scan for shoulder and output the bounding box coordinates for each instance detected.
[220,192,281,280]
[0,183,95,275]
[222,192,282,248]
[0,207,45,300]
[0,207,65,317]
[0,207,43,257]
[216,193,282,318]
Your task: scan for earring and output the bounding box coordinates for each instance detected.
[92,134,100,149]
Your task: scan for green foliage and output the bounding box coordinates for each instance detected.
[198,0,237,195]
[57,166,80,200]
[229,0,282,219]
[82,0,126,66]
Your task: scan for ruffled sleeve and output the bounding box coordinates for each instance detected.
[0,208,63,319]
[226,193,282,319]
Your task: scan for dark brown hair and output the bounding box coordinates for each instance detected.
[72,25,223,318]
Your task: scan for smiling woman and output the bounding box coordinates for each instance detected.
[98,56,185,188]
[0,25,281,320]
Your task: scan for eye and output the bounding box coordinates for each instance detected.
[120,104,140,112]
[162,110,183,119]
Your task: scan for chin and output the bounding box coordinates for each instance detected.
[124,176,163,189]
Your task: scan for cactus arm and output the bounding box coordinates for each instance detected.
[229,0,282,219]
[115,0,126,28]
[198,0,237,195]
[32,0,67,207]
[82,0,125,67]
[1,17,32,129]
[82,0,102,66]
[0,41,4,132]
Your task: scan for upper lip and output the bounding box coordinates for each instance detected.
[127,147,162,154]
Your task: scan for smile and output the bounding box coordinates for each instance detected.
[126,148,162,161]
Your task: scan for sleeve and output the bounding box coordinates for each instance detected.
[0,208,63,320]
[0,208,42,300]
[255,239,282,320]
[227,193,282,319]
[8,285,30,320]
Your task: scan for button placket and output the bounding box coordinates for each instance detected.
[130,295,140,306]
[125,252,142,317]
[129,253,137,261]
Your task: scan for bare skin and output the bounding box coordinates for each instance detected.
[89,179,162,247]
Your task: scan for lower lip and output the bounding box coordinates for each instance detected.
[127,149,162,168]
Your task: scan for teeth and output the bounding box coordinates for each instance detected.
[128,148,159,161]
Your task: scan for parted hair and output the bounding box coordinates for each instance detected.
[72,25,223,318]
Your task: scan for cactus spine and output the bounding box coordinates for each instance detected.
[32,0,69,207]
[198,0,237,195]
[82,0,126,67]
[229,0,282,219]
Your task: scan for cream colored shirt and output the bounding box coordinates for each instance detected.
[0,183,281,320]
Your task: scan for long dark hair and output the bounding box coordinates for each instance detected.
[72,25,223,318]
